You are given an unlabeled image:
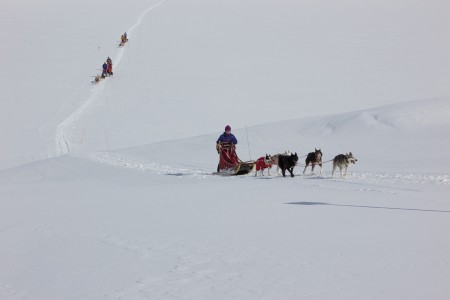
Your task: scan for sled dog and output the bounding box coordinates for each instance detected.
[271,154,281,174]
[303,148,323,175]
[332,152,358,178]
[255,154,273,177]
[271,151,292,175]
[278,152,299,177]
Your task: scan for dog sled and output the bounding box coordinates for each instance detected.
[119,37,129,47]
[214,142,255,176]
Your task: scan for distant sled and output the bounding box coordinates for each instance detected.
[119,38,129,47]
[213,142,254,176]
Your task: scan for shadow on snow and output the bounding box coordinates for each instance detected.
[286,201,450,214]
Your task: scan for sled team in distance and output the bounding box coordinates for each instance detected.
[119,32,128,47]
[93,33,128,84]
[94,56,114,83]
[215,125,358,178]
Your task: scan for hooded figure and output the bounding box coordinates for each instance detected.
[217,125,238,144]
[216,125,238,153]
[106,57,113,75]
[101,62,108,77]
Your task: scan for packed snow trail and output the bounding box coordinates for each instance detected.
[55,1,166,156]
[83,152,212,178]
[80,151,450,186]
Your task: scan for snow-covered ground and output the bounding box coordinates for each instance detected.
[1,0,450,299]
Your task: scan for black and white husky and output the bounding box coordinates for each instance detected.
[332,152,358,178]
[303,148,323,175]
[271,151,293,175]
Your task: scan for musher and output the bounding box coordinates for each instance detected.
[106,57,113,75]
[101,62,108,78]
[216,125,237,153]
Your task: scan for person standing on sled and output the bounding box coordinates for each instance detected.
[106,57,113,75]
[101,62,108,78]
[215,125,253,174]
[216,125,237,153]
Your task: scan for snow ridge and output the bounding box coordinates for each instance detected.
[54,1,166,156]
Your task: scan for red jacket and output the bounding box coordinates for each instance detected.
[255,157,272,171]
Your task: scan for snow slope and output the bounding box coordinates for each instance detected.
[53,0,450,157]
[1,0,450,299]
[101,97,450,175]
[2,0,450,169]
[1,98,449,299]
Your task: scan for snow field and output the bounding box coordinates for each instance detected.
[1,156,449,299]
[1,0,450,299]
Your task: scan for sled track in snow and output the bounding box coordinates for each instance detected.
[343,172,450,186]
[55,1,166,156]
[83,152,212,178]
[81,151,450,186]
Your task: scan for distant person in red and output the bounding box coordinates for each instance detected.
[106,57,113,75]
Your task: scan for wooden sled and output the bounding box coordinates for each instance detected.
[214,142,255,176]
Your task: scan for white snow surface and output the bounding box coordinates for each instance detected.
[1,0,450,299]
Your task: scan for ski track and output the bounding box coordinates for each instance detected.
[54,0,166,156]
[82,152,212,178]
[81,152,450,187]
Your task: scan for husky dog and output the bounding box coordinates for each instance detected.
[271,154,281,174]
[332,152,358,178]
[278,152,299,177]
[271,151,293,175]
[255,154,273,177]
[303,148,323,175]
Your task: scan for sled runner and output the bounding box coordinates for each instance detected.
[214,142,254,176]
